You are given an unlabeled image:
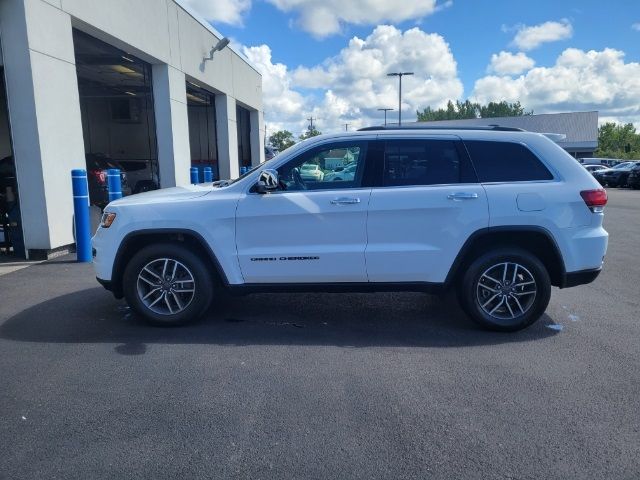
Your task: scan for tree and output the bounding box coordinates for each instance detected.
[479,101,531,118]
[299,128,322,141]
[268,130,296,151]
[416,100,532,122]
[595,122,640,159]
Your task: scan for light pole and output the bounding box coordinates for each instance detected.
[377,108,394,126]
[387,72,413,126]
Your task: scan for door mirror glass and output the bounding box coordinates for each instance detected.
[256,169,279,193]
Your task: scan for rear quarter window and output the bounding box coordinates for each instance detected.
[464,140,554,182]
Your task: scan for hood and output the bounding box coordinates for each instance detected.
[106,184,216,207]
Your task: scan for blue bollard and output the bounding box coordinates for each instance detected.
[203,166,213,183]
[107,168,122,202]
[71,169,92,263]
[190,167,199,184]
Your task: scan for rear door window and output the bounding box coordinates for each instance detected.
[464,140,553,182]
[382,139,476,187]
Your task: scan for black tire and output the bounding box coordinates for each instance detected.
[123,243,213,326]
[458,248,551,332]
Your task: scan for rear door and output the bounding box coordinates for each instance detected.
[366,136,489,283]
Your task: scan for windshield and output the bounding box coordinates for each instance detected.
[613,162,631,169]
[221,155,281,187]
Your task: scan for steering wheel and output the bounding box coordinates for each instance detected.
[291,167,308,190]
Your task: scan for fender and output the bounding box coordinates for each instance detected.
[110,228,230,297]
[444,225,566,288]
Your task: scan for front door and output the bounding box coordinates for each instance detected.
[235,140,371,283]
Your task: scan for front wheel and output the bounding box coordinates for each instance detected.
[458,249,551,332]
[123,243,214,326]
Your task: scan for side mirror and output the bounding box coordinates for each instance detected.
[256,169,279,194]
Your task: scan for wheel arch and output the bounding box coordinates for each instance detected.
[445,226,566,289]
[110,229,229,298]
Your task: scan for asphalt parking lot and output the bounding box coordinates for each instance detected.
[0,188,638,479]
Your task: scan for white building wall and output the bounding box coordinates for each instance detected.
[0,0,263,255]
[215,94,239,180]
[0,0,86,252]
[250,109,265,167]
[152,64,191,188]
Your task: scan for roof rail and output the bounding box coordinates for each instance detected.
[358,125,525,132]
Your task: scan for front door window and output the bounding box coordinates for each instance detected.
[277,142,367,191]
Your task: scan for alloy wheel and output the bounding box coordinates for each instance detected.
[476,262,537,320]
[136,258,196,315]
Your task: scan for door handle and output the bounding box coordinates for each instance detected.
[330,197,361,205]
[447,192,479,201]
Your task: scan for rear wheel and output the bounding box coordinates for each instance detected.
[458,248,551,332]
[123,243,213,326]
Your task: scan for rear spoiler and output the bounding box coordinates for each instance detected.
[542,133,567,143]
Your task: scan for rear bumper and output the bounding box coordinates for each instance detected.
[561,267,602,288]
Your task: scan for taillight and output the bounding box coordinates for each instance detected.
[580,189,607,213]
[89,169,107,184]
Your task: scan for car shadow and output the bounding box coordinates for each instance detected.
[0,286,560,352]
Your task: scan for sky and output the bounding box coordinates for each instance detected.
[181,0,640,136]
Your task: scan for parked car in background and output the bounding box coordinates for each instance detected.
[86,154,132,208]
[323,163,358,182]
[580,157,623,167]
[593,162,638,187]
[265,146,279,161]
[118,160,159,194]
[299,163,324,181]
[626,163,640,189]
[583,165,607,175]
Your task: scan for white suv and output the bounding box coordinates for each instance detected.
[92,126,608,331]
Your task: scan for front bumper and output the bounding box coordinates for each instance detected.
[96,277,113,291]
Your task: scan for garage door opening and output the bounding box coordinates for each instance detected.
[236,104,252,172]
[73,29,158,208]
[187,81,219,181]
[0,66,24,258]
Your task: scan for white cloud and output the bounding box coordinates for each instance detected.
[179,0,251,25]
[241,25,463,136]
[292,25,463,131]
[511,19,573,51]
[632,23,640,31]
[266,0,439,38]
[487,51,535,75]
[472,48,640,127]
[241,45,305,128]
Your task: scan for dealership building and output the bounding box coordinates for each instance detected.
[0,0,264,259]
[415,111,599,159]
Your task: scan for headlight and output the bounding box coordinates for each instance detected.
[100,212,116,228]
